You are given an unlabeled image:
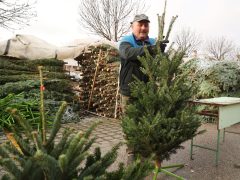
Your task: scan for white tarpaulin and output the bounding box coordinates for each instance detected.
[0,34,57,60]
[56,38,117,60]
[0,34,117,60]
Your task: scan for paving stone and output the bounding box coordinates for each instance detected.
[1,115,240,180]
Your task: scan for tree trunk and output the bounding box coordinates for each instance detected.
[153,159,161,180]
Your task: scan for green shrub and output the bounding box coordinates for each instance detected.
[181,59,240,98]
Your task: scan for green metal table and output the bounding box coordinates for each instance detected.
[189,97,240,166]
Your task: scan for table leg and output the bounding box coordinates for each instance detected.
[190,138,193,160]
[223,128,226,142]
[216,129,221,166]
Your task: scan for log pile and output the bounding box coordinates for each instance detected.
[74,44,121,118]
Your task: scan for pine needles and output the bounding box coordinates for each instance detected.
[0,65,152,180]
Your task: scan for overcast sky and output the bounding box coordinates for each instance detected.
[1,0,240,47]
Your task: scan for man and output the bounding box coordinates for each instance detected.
[118,14,167,163]
[118,14,167,114]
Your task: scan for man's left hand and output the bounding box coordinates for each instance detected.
[160,40,169,53]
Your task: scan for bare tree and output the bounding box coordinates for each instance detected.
[0,0,36,30]
[78,0,147,42]
[234,47,240,61]
[206,37,235,61]
[174,27,201,57]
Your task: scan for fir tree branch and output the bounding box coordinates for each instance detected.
[84,121,101,139]
[34,150,61,179]
[82,137,96,153]
[79,143,122,179]
[65,133,85,164]
[0,146,22,178]
[12,133,35,156]
[50,128,71,158]
[157,0,167,42]
[58,154,67,173]
[165,15,178,41]
[38,66,47,145]
[4,143,25,166]
[6,108,33,139]
[1,174,12,180]
[32,131,43,151]
[45,101,67,148]
[67,151,88,178]
[122,157,153,180]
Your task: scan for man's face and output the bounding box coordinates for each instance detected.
[131,21,149,41]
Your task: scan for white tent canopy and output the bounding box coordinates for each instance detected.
[0,34,117,60]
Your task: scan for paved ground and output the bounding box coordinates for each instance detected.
[1,115,240,179]
[63,115,240,180]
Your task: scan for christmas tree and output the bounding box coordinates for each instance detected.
[121,1,202,179]
[0,56,79,126]
[0,66,152,180]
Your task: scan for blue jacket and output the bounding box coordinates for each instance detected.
[120,34,155,48]
[118,34,156,96]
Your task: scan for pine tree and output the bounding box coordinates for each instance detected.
[0,66,153,180]
[121,46,201,158]
[0,55,78,128]
[0,56,74,101]
[121,1,202,179]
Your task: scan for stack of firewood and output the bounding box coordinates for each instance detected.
[74,44,121,118]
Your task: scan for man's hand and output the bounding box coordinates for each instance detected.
[160,40,169,53]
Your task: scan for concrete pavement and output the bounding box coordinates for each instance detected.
[1,115,239,179]
[65,115,240,180]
